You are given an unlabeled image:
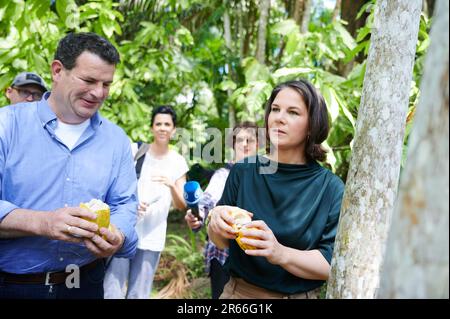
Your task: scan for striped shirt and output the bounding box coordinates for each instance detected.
[196,166,232,274]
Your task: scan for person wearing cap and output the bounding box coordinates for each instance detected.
[0,33,138,299]
[5,72,48,104]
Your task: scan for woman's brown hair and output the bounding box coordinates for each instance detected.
[264,79,329,162]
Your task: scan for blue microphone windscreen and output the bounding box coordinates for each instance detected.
[184,181,202,205]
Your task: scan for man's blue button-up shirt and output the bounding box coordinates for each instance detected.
[0,93,138,274]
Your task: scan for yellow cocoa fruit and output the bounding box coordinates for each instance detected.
[80,199,110,234]
[236,226,258,250]
[227,208,258,250]
[227,207,252,228]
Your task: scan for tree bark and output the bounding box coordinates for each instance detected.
[300,0,311,33]
[326,0,422,299]
[336,0,369,76]
[292,0,304,25]
[223,9,236,129]
[341,0,370,65]
[422,0,436,18]
[256,0,270,64]
[378,0,449,298]
[224,9,232,49]
[238,0,245,60]
[289,0,310,33]
[242,0,257,58]
[332,0,342,21]
[426,0,436,17]
[341,0,369,38]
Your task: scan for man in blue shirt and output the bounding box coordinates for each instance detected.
[0,32,138,299]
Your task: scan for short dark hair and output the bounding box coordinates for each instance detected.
[264,79,329,162]
[54,32,120,70]
[229,121,259,149]
[151,105,177,126]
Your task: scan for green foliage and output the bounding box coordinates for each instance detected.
[231,14,364,178]
[0,1,61,98]
[164,233,205,279]
[0,0,431,179]
[0,0,433,297]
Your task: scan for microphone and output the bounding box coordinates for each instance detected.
[183,181,203,222]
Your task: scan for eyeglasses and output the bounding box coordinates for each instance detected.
[12,87,44,101]
[235,137,257,145]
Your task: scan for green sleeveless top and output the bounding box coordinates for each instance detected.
[218,155,344,294]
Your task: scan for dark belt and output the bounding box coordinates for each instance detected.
[0,259,102,286]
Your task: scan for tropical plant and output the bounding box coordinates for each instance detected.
[0,0,431,180]
[0,1,433,298]
[154,233,206,298]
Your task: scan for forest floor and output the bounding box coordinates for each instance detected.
[151,211,211,299]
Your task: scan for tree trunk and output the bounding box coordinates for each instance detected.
[289,0,310,33]
[292,0,304,25]
[242,0,257,58]
[341,0,369,38]
[422,0,436,18]
[300,0,311,33]
[426,0,436,17]
[256,0,270,64]
[224,9,236,129]
[378,0,449,299]
[224,9,232,51]
[341,0,370,64]
[336,0,369,76]
[238,0,245,60]
[332,0,342,21]
[326,0,422,299]
[227,100,236,130]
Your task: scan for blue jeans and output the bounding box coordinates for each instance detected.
[0,260,105,299]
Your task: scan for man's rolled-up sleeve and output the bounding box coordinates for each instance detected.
[106,139,138,258]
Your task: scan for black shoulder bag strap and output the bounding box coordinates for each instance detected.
[134,142,150,180]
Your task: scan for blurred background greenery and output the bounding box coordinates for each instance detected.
[0,0,433,180]
[0,0,434,298]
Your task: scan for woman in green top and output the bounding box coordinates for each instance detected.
[207,79,344,298]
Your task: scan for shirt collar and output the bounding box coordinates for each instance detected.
[37,91,103,128]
